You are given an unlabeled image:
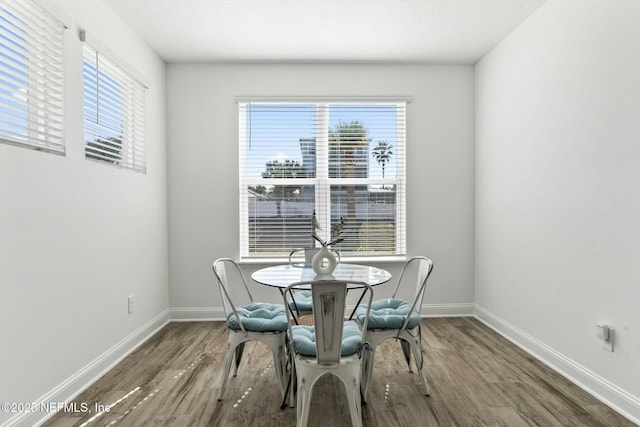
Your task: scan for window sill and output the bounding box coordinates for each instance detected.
[238,255,407,265]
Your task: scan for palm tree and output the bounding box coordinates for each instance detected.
[372,140,393,178]
[329,121,370,251]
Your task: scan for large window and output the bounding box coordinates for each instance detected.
[0,0,65,154]
[82,31,146,173]
[239,100,406,259]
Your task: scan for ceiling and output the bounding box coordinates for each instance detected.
[101,0,547,64]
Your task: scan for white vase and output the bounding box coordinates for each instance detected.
[312,246,337,275]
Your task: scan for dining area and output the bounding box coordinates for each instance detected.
[37,237,639,427]
[34,239,640,427]
[211,248,435,427]
[41,275,635,427]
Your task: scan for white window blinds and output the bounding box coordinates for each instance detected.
[0,0,65,154]
[239,101,406,258]
[82,32,146,173]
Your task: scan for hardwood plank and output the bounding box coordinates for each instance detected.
[42,318,637,427]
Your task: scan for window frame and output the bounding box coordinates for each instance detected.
[238,99,407,260]
[81,30,147,173]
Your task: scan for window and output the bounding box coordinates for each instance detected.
[82,31,146,173]
[239,100,406,259]
[0,0,65,154]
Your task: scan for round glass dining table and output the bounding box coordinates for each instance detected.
[251,263,392,289]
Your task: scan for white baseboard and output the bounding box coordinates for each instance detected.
[474,304,640,426]
[422,302,475,317]
[5,309,171,427]
[169,306,225,321]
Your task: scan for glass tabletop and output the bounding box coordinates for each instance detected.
[251,263,392,288]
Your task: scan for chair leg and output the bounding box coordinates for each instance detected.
[233,342,245,377]
[346,373,363,427]
[288,362,296,408]
[400,340,412,372]
[266,337,288,399]
[293,357,363,426]
[410,341,430,396]
[218,340,238,401]
[403,330,430,396]
[296,375,312,427]
[360,344,377,403]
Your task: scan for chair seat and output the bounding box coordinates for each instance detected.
[227,302,288,332]
[356,298,420,330]
[288,290,313,313]
[291,320,362,357]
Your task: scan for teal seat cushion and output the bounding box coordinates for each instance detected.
[288,290,313,313]
[356,298,420,330]
[291,320,362,357]
[227,302,288,332]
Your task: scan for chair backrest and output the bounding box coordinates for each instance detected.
[289,248,314,267]
[212,258,254,333]
[284,280,373,364]
[391,256,434,329]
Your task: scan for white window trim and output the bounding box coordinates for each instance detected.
[238,99,408,260]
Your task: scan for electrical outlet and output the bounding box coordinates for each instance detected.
[596,324,614,352]
[128,295,135,314]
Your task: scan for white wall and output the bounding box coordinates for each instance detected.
[0,0,168,425]
[166,64,475,318]
[476,0,640,421]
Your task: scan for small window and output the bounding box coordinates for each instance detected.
[239,101,406,259]
[0,0,65,154]
[82,33,146,173]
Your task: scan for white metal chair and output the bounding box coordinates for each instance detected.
[212,258,288,401]
[283,279,373,427]
[355,256,434,402]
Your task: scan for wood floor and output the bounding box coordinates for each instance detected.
[43,317,636,427]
